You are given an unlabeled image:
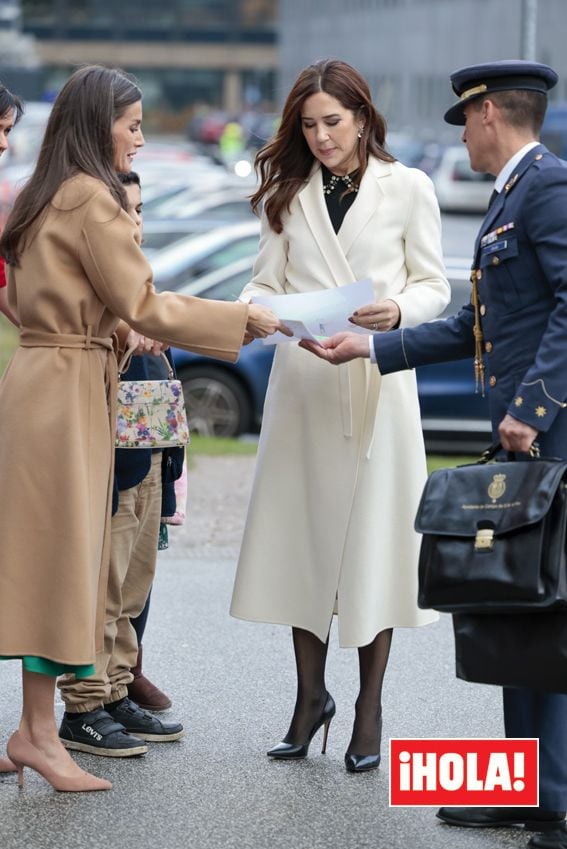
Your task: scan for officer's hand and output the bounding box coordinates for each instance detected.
[498,414,539,452]
[299,332,370,364]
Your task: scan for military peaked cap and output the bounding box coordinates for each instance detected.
[444,59,558,125]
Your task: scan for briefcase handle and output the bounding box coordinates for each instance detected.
[117,346,174,381]
[478,441,541,465]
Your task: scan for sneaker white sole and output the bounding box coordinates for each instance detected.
[133,730,185,742]
[60,739,148,757]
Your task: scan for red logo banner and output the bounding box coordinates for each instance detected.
[389,738,538,807]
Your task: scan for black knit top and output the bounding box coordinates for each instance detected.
[321,164,359,234]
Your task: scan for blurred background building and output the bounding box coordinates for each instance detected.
[280,0,567,142]
[2,0,277,131]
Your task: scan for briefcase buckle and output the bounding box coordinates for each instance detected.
[475,528,495,551]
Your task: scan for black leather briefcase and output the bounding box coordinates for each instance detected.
[415,444,567,614]
[454,610,567,693]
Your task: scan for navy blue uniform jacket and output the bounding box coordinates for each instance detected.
[375,145,567,458]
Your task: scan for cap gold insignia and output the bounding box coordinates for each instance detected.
[488,473,506,503]
[459,83,488,101]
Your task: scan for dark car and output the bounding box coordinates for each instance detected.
[171,257,491,451]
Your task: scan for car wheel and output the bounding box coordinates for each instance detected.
[180,366,252,437]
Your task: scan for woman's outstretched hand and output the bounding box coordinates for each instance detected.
[299,332,370,364]
[246,304,293,340]
[348,298,400,332]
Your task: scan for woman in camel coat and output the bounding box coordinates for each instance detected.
[231,59,450,772]
[0,65,281,791]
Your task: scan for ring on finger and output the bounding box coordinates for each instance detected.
[371,322,378,331]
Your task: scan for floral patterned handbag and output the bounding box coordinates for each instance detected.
[115,348,190,449]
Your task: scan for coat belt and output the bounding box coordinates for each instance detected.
[19,325,118,432]
[338,360,381,459]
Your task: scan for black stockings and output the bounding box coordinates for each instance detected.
[283,627,329,745]
[284,626,392,755]
[346,628,393,756]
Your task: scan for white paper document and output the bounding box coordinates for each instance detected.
[251,278,375,345]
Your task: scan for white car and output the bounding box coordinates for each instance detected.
[432,146,494,213]
[149,220,260,292]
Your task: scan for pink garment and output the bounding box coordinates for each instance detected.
[163,459,187,525]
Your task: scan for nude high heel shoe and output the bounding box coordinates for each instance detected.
[0,756,16,773]
[6,730,112,792]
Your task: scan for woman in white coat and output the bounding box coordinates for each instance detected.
[230,59,450,772]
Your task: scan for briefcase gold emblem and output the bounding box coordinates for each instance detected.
[488,473,506,503]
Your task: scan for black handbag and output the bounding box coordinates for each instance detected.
[415,444,567,614]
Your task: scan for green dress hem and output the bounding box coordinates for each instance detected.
[0,655,95,679]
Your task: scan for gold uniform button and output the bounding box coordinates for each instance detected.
[491,256,501,266]
[476,269,482,280]
[489,375,497,388]
[480,304,486,316]
[485,341,493,353]
[535,153,543,160]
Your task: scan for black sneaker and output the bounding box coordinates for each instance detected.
[59,708,148,757]
[104,697,185,742]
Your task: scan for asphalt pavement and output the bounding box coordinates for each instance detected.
[0,453,532,849]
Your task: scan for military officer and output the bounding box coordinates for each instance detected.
[301,60,567,849]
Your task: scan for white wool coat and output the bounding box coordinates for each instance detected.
[230,157,450,646]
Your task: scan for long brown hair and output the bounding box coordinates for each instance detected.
[1,65,142,265]
[251,59,395,234]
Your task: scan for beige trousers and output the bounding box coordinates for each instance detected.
[59,453,162,712]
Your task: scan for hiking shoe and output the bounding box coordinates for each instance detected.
[104,697,184,742]
[59,708,148,757]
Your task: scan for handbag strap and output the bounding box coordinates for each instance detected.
[477,441,541,465]
[117,346,174,380]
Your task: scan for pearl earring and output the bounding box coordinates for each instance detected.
[358,126,364,138]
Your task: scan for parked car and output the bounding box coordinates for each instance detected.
[141,192,255,256]
[541,103,567,159]
[149,221,260,291]
[170,258,491,450]
[431,145,494,213]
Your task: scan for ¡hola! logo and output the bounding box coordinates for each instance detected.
[389,738,539,807]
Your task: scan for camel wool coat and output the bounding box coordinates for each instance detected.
[230,158,450,647]
[0,174,248,666]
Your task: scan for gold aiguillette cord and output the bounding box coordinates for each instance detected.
[470,269,485,396]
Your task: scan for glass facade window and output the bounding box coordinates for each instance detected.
[21,0,277,39]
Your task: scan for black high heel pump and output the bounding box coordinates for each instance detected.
[344,712,382,773]
[344,752,381,772]
[267,692,336,760]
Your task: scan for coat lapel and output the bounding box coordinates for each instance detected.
[337,158,390,257]
[298,165,354,287]
[298,157,391,287]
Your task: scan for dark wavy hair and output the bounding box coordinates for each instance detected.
[1,65,142,265]
[251,58,395,234]
[0,82,23,125]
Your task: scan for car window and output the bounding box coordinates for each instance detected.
[452,158,493,183]
[142,187,190,216]
[154,235,259,291]
[201,201,251,221]
[201,269,252,301]
[201,236,260,274]
[143,231,191,252]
